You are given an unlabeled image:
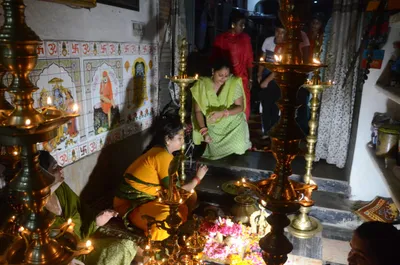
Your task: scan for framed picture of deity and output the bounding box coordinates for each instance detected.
[97,0,139,11]
[40,0,96,8]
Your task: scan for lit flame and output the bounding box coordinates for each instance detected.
[190,189,194,194]
[67,218,72,225]
[13,151,18,156]
[47,96,52,105]
[313,58,321,64]
[11,216,15,221]
[274,55,279,62]
[195,74,199,79]
[158,197,162,202]
[145,245,150,250]
[85,240,92,248]
[25,119,31,126]
[179,198,183,204]
[72,103,79,113]
[260,57,264,62]
[18,227,24,232]
[241,178,246,183]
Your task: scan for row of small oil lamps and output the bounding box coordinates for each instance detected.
[156,188,195,204]
[166,74,199,80]
[23,97,79,127]
[259,55,323,64]
[15,217,93,252]
[305,79,335,86]
[235,177,315,205]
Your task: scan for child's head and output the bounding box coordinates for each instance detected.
[348,221,400,265]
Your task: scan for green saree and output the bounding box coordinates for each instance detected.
[191,76,251,160]
[51,182,137,265]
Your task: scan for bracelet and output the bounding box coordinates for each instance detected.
[199,127,208,136]
[193,176,201,185]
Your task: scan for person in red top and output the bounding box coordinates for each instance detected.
[210,10,253,121]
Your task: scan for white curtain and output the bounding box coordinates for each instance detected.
[169,0,187,106]
[315,0,363,168]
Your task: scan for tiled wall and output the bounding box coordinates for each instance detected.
[6,40,159,167]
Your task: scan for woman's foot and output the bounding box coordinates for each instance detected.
[95,209,118,227]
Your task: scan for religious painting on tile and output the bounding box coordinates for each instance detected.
[83,58,122,137]
[1,41,160,167]
[30,59,83,153]
[132,57,148,108]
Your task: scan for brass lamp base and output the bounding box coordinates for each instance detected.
[288,206,322,239]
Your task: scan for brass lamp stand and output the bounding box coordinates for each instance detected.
[142,156,206,264]
[253,0,324,263]
[0,0,92,264]
[288,68,332,238]
[166,39,199,183]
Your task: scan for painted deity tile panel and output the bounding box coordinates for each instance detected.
[30,58,84,153]
[83,58,123,138]
[7,40,160,167]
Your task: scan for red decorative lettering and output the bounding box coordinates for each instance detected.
[101,43,107,54]
[82,43,90,55]
[72,43,80,55]
[37,45,44,56]
[109,44,115,54]
[48,43,57,56]
[89,142,96,153]
[58,153,67,166]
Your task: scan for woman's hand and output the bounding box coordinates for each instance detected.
[208,111,223,123]
[204,133,212,143]
[196,164,208,181]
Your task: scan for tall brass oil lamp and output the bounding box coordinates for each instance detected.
[166,38,199,183]
[0,0,92,264]
[287,27,333,238]
[253,0,324,263]
[288,70,332,238]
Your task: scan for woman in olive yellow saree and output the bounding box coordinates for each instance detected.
[113,116,208,241]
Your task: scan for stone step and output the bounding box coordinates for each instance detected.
[195,187,362,230]
[186,155,350,196]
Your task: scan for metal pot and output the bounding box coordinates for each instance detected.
[376,125,400,157]
[230,195,258,224]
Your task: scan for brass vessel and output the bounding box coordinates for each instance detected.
[231,195,259,224]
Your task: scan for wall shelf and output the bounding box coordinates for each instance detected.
[375,84,400,105]
[366,144,400,210]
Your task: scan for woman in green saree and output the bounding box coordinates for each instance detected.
[191,60,251,160]
[38,151,137,265]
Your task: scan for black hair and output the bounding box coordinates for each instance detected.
[144,115,183,152]
[312,12,326,25]
[355,221,400,265]
[38,150,55,170]
[212,60,231,72]
[230,10,246,25]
